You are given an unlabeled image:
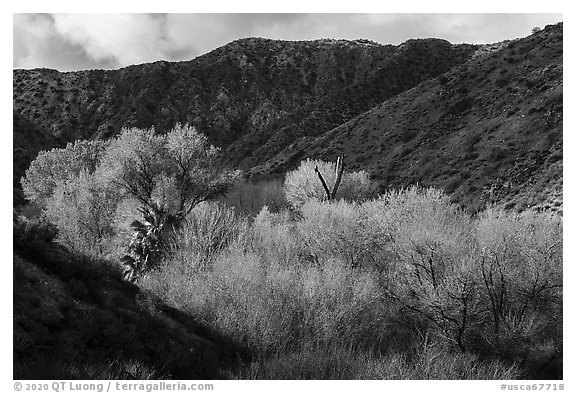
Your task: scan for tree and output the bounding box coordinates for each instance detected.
[98,124,239,216]
[21,140,109,208]
[45,170,121,257]
[373,187,484,352]
[284,158,377,209]
[475,208,562,353]
[97,124,240,279]
[20,139,114,257]
[21,124,239,279]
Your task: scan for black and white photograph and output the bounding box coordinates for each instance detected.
[12,10,564,384]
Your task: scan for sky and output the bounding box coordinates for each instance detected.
[13,13,562,72]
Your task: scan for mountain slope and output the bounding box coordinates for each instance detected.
[13,37,476,170]
[272,23,562,213]
[13,111,62,205]
[13,24,562,213]
[13,233,248,379]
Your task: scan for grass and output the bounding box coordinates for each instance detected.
[229,342,520,379]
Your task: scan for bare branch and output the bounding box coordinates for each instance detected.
[315,165,332,200]
[331,155,345,199]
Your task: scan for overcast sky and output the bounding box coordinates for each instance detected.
[13,13,562,72]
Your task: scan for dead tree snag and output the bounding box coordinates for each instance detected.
[314,156,345,201]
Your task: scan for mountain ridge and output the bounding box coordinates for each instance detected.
[13,23,562,213]
[282,23,562,213]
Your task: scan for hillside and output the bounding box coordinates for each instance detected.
[13,111,62,205]
[13,38,474,145]
[13,23,562,213]
[13,37,475,185]
[13,228,247,379]
[261,23,562,214]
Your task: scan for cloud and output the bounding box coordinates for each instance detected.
[52,14,199,66]
[13,13,563,72]
[13,14,115,70]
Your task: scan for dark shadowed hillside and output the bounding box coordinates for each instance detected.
[266,23,562,214]
[13,111,62,205]
[13,231,248,379]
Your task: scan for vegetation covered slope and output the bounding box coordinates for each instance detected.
[273,23,562,214]
[13,23,562,213]
[13,37,475,179]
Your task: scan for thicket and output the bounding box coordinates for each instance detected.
[17,143,562,379]
[140,186,562,379]
[20,124,239,278]
[284,158,377,208]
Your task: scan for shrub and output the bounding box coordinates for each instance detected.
[284,158,377,208]
[475,209,562,360]
[445,176,461,193]
[489,146,509,161]
[13,212,58,250]
[364,186,484,351]
[142,242,391,356]
[252,206,303,266]
[21,139,109,208]
[132,185,561,379]
[231,341,520,380]
[438,74,449,85]
[169,202,249,270]
[296,200,383,267]
[44,170,121,258]
[14,358,167,380]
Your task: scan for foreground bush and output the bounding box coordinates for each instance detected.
[168,202,250,270]
[141,186,562,379]
[142,249,392,356]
